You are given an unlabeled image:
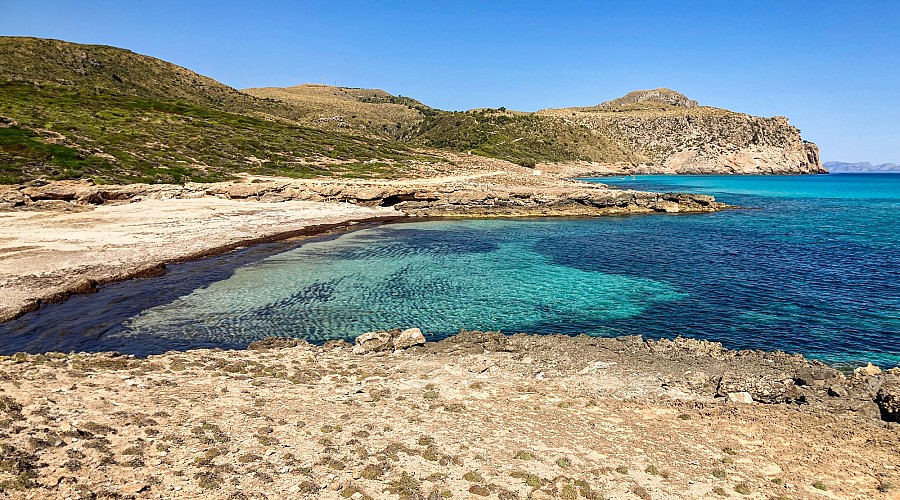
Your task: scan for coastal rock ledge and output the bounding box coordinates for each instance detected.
[0,331,897,498]
[0,176,727,217]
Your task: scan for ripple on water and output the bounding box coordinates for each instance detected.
[119,232,685,344]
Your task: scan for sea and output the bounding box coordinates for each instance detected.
[2,174,898,368]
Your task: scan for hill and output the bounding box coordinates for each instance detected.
[823,161,900,173]
[0,37,823,184]
[412,89,823,174]
[242,84,436,140]
[0,37,434,184]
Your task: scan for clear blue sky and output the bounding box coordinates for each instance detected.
[2,1,898,163]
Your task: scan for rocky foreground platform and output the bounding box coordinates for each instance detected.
[0,331,897,499]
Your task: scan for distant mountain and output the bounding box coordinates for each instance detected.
[824,161,900,173]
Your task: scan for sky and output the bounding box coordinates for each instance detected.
[1,1,898,163]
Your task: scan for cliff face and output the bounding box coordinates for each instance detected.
[414,88,823,174]
[592,112,825,174]
[540,90,826,174]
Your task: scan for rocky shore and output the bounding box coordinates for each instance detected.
[7,160,897,499]
[0,331,897,499]
[0,166,725,217]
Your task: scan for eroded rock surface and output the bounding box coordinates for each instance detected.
[0,331,896,499]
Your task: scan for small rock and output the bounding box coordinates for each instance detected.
[468,360,493,374]
[726,392,754,404]
[121,483,148,494]
[393,327,426,350]
[855,362,882,377]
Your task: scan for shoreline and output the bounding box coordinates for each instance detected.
[0,197,403,324]
[0,165,727,325]
[0,215,410,323]
[1,174,899,498]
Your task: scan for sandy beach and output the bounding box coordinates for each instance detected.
[0,197,398,323]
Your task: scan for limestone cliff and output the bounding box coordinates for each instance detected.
[538,89,826,174]
[412,89,823,174]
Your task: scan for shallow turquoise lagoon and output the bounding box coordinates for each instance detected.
[2,174,898,367]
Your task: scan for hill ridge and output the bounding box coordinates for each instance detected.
[0,36,824,184]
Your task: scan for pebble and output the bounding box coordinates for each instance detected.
[726,392,754,404]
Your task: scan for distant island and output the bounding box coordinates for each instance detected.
[824,161,900,173]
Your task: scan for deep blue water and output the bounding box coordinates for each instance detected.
[1,174,898,367]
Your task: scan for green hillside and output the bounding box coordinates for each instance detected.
[0,37,433,184]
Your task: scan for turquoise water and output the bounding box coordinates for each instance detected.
[1,174,898,367]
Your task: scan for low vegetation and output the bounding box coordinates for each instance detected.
[0,82,431,184]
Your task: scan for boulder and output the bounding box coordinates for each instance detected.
[854,362,882,377]
[393,328,426,350]
[352,330,393,354]
[352,328,426,354]
[794,365,838,387]
[726,392,754,404]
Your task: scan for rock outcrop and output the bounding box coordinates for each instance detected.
[352,328,426,354]
[875,373,900,422]
[598,88,700,109]
[1,174,728,217]
[557,110,825,175]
